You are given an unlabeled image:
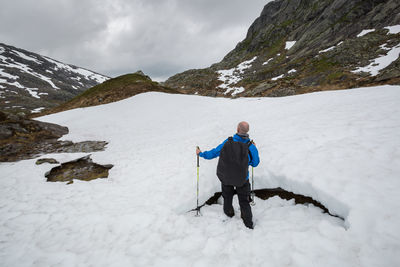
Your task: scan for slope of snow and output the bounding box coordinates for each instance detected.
[1,86,400,266]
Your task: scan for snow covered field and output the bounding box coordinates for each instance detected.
[1,85,400,266]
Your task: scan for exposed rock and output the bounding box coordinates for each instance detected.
[0,111,108,162]
[243,81,275,96]
[265,87,296,97]
[45,155,113,183]
[36,158,59,165]
[134,70,152,80]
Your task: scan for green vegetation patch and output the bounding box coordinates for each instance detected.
[76,73,153,99]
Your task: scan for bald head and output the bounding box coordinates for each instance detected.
[237,121,249,134]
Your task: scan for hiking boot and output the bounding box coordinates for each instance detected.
[224,207,235,218]
[240,211,253,229]
[244,221,254,229]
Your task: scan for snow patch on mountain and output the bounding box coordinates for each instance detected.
[285,41,296,50]
[0,43,110,112]
[271,74,284,81]
[385,25,400,34]
[352,43,400,76]
[217,57,257,95]
[262,58,273,65]
[357,29,375,37]
[11,49,43,64]
[44,57,108,84]
[0,52,59,89]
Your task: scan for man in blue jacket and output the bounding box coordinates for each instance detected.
[196,121,260,229]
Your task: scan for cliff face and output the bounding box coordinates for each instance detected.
[165,0,400,97]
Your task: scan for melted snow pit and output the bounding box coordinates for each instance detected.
[200,187,344,221]
[45,155,113,184]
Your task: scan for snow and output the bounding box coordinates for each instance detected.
[25,88,40,99]
[385,25,400,34]
[352,43,400,76]
[288,69,297,74]
[319,46,336,53]
[262,58,273,65]
[357,29,375,37]
[217,56,257,95]
[0,68,19,80]
[285,41,296,50]
[11,49,43,64]
[0,77,41,98]
[1,86,400,266]
[0,79,41,99]
[44,57,108,84]
[271,74,284,81]
[31,107,45,113]
[0,55,59,89]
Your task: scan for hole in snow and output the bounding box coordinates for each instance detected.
[197,187,344,221]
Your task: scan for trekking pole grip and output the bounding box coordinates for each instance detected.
[196,146,200,167]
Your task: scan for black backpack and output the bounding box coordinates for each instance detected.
[217,137,253,186]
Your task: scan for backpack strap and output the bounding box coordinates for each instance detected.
[247,139,254,162]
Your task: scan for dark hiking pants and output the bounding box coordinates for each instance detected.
[221,180,253,229]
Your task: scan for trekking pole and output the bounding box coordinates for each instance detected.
[250,166,256,206]
[195,146,201,216]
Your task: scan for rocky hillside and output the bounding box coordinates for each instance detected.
[34,71,181,116]
[165,0,400,97]
[0,43,109,114]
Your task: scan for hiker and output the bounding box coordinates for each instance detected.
[196,121,260,229]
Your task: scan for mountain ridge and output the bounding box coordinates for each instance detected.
[164,0,400,97]
[0,42,109,114]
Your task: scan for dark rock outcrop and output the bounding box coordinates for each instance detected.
[0,111,107,162]
[36,158,59,165]
[45,155,113,184]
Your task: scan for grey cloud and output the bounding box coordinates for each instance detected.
[0,0,269,81]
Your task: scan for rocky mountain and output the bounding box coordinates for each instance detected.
[165,0,400,97]
[0,43,109,114]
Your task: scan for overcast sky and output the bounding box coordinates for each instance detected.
[0,0,270,81]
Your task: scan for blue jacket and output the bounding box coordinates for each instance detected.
[199,134,260,180]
